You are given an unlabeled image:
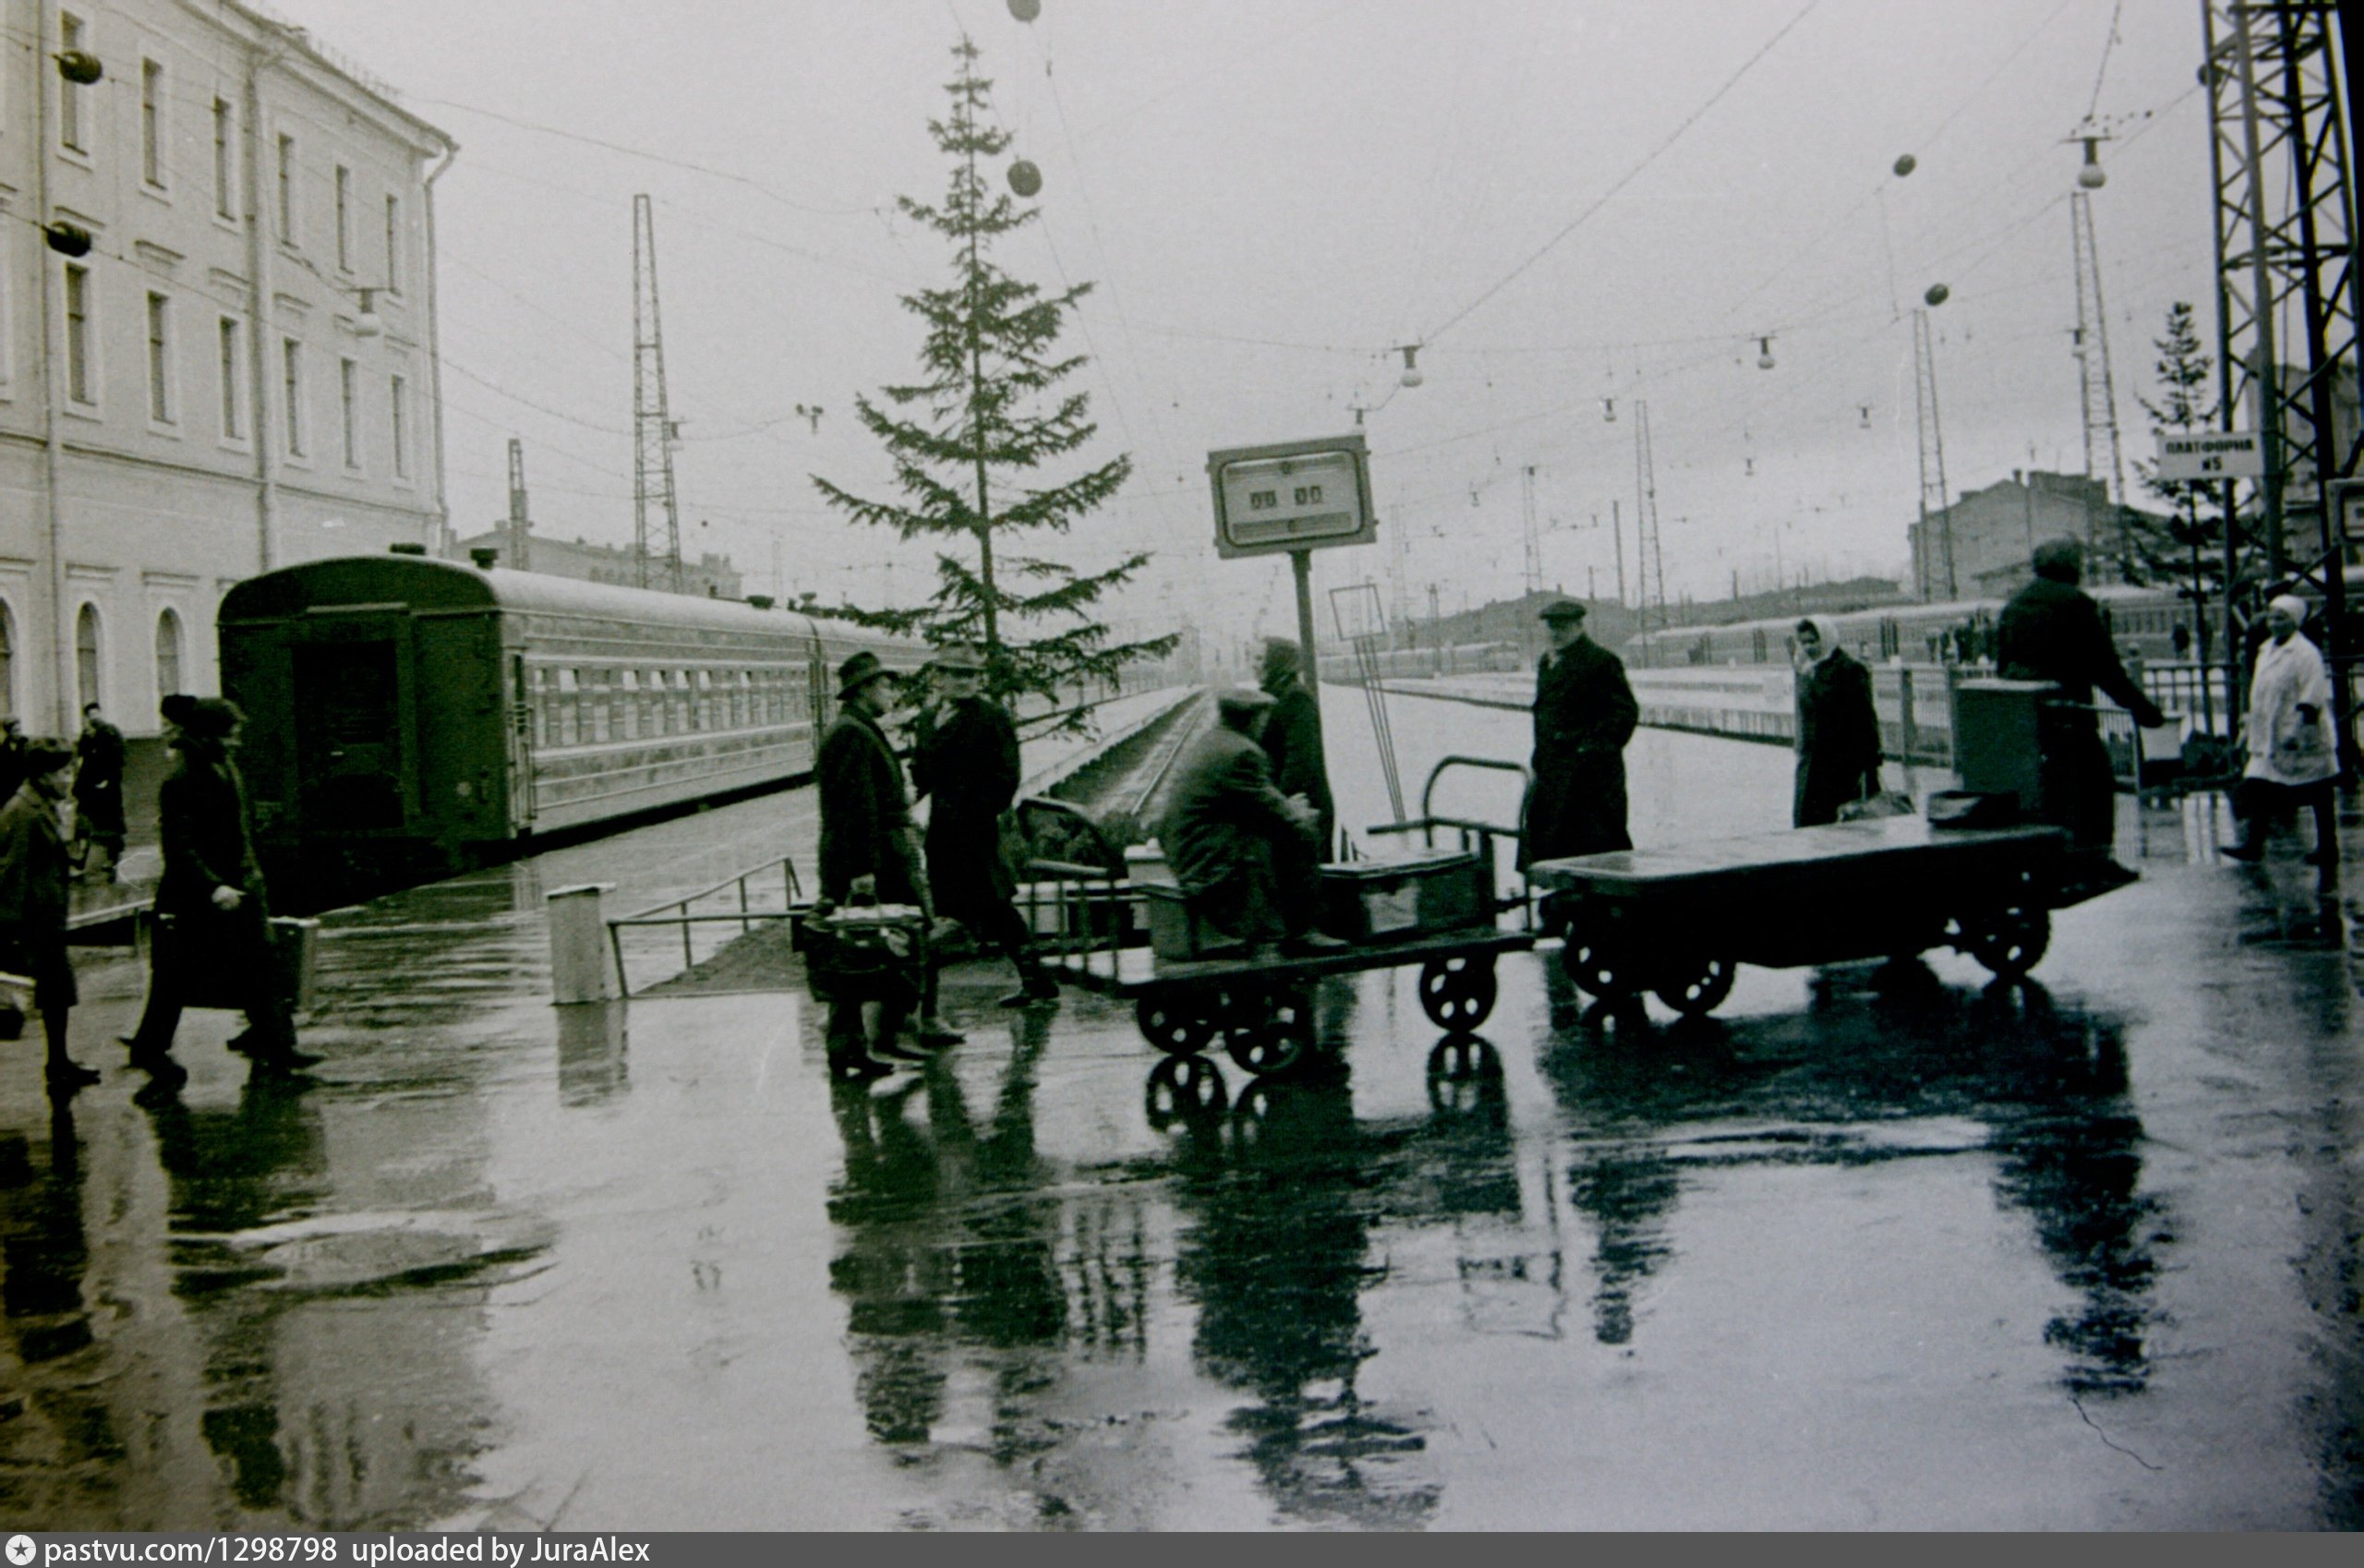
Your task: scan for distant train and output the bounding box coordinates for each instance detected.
[219,553,925,899]
[1625,584,2191,671]
[1315,641,1529,684]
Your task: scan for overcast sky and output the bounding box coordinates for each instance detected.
[274,0,2216,644]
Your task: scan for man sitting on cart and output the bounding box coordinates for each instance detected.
[1160,688,1346,959]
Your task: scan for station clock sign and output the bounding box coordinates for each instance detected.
[1206,434,1376,561]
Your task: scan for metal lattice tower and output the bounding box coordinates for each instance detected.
[1633,401,1666,656]
[2202,0,2358,768]
[2069,190,2130,575]
[505,438,532,572]
[631,195,685,594]
[1912,308,1955,600]
[1520,464,1543,597]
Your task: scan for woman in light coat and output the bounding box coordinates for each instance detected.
[2225,595,2340,869]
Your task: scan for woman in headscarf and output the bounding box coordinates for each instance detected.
[0,739,103,1091]
[2224,595,2339,869]
[1792,616,1884,826]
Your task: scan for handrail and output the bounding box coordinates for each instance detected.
[1420,754,1532,833]
[606,852,805,999]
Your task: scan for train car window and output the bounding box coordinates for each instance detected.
[619,669,639,741]
[589,670,611,743]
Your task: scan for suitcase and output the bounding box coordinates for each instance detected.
[794,903,929,1002]
[1320,850,1491,942]
[152,912,320,1012]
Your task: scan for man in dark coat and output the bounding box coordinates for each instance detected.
[71,702,127,881]
[118,698,317,1082]
[1522,600,1639,867]
[913,645,1055,1009]
[1159,688,1341,955]
[1791,617,1884,826]
[1996,538,2165,869]
[0,739,102,1090]
[1258,638,1335,856]
[815,651,959,1072]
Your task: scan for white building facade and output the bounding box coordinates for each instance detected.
[0,0,452,740]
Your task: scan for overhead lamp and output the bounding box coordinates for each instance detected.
[43,221,93,258]
[54,50,102,84]
[1892,153,1916,177]
[353,286,386,338]
[1756,336,1776,370]
[1924,282,1950,307]
[1007,0,1041,18]
[1008,158,1042,197]
[1397,344,1424,388]
[2077,136,2106,189]
[1602,396,1617,424]
[1858,404,1872,429]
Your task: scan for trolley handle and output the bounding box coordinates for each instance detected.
[1420,754,1533,825]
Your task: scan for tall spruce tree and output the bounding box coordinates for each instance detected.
[2131,302,2222,662]
[813,38,1173,724]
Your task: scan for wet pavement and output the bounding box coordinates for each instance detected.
[2,689,2358,1529]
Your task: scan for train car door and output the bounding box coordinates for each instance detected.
[289,617,418,836]
[508,652,538,830]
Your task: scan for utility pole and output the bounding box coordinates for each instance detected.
[631,194,685,594]
[2070,187,2129,577]
[1634,401,1666,662]
[1912,308,1955,599]
[1610,500,1626,609]
[505,438,532,572]
[1520,464,1542,597]
[2202,0,2358,768]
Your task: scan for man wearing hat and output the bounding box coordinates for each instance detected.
[1996,537,2165,878]
[1523,599,1638,870]
[815,650,961,1071]
[912,644,1057,1007]
[1158,687,1343,956]
[1258,638,1335,855]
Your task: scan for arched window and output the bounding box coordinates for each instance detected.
[75,603,103,714]
[154,608,184,709]
[0,601,15,721]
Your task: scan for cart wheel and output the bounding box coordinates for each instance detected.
[1417,955,1499,1030]
[1426,1033,1501,1083]
[1653,954,1736,1018]
[1960,902,2050,981]
[1144,1055,1228,1129]
[1562,930,1637,1001]
[1224,993,1309,1077]
[1135,995,1212,1056]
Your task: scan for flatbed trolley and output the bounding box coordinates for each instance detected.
[1527,814,2081,1019]
[1081,756,1538,1077]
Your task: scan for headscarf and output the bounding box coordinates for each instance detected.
[2267,593,2309,626]
[1799,616,1843,663]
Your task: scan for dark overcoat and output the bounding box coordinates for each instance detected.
[914,694,1021,917]
[816,706,917,904]
[1794,647,1883,826]
[154,742,279,980]
[1160,727,1307,905]
[1258,679,1334,851]
[1996,576,2165,850]
[1523,636,1638,865]
[73,719,127,839]
[0,782,78,1009]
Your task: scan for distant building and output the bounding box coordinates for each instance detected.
[1910,470,2168,600]
[451,531,744,599]
[1,1,453,736]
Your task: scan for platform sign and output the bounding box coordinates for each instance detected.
[1207,435,1375,560]
[2156,429,2264,481]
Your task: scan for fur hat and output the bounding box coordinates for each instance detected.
[180,697,246,739]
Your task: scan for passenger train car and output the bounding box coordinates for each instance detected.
[1626,584,2189,670]
[218,553,924,898]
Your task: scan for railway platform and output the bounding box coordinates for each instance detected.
[0,690,2357,1530]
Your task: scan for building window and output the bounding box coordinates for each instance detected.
[0,601,15,720]
[276,134,296,241]
[75,604,102,714]
[59,14,87,151]
[282,338,304,456]
[146,292,174,424]
[218,317,244,439]
[64,264,94,406]
[141,60,166,186]
[334,165,353,271]
[390,374,409,477]
[340,357,359,468]
[385,196,403,293]
[154,609,184,704]
[213,98,235,219]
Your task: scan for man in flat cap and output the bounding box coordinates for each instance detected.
[815,650,961,1074]
[1257,637,1335,856]
[1159,687,1343,957]
[912,644,1057,1008]
[1523,599,1638,873]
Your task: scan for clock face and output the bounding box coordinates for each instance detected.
[1207,440,1374,559]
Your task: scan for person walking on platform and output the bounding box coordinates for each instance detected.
[1996,539,2165,882]
[1522,600,1638,870]
[1160,688,1341,958]
[1792,616,1884,827]
[0,740,104,1092]
[117,699,318,1085]
[913,645,1056,1010]
[816,651,962,1077]
[2223,594,2340,874]
[71,703,127,882]
[1258,638,1336,858]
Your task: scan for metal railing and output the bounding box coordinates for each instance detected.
[606,854,806,998]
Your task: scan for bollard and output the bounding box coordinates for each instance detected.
[547,883,620,1004]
